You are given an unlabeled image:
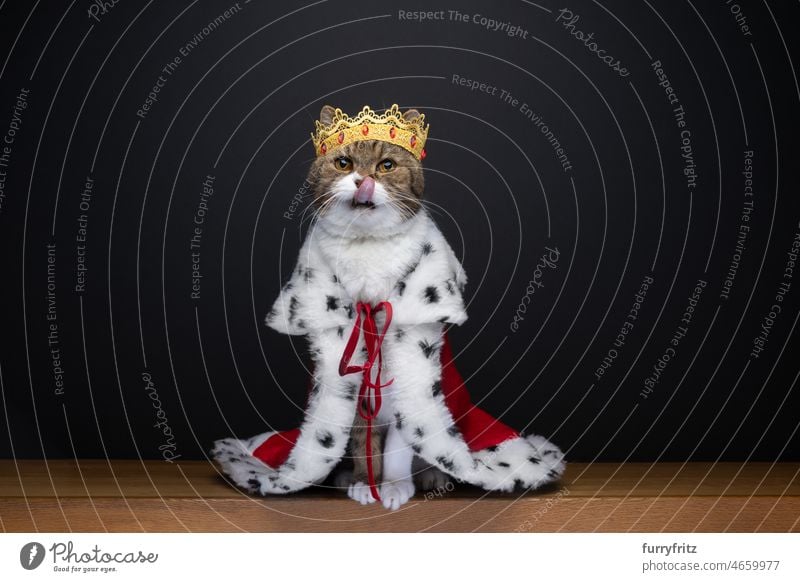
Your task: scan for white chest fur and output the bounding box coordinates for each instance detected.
[315,212,427,304]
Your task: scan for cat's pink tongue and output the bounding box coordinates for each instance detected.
[354,176,375,204]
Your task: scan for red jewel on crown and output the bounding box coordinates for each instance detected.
[410,135,417,148]
[361,124,369,136]
[320,143,327,154]
[389,127,396,139]
[337,131,345,144]
[420,148,426,160]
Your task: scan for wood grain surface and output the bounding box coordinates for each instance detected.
[0,460,797,532]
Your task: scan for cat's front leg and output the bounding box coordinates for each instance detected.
[379,422,416,510]
[344,414,383,505]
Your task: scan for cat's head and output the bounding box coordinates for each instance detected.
[306,105,425,238]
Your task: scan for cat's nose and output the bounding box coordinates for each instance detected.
[354,175,375,204]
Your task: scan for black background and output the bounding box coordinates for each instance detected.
[1,0,798,463]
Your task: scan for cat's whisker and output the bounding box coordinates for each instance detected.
[387,191,444,220]
[300,192,337,230]
[298,196,321,226]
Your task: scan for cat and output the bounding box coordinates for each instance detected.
[211,105,565,506]
[306,105,450,510]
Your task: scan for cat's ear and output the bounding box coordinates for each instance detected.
[402,108,422,122]
[319,105,337,125]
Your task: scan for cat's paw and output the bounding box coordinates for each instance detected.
[415,466,451,492]
[380,478,415,511]
[347,481,377,505]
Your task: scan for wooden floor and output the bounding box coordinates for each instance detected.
[0,460,797,532]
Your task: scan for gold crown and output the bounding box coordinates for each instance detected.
[311,104,429,160]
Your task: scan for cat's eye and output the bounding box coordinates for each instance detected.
[334,157,352,171]
[378,159,395,173]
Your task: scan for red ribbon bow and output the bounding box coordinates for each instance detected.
[338,301,394,502]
